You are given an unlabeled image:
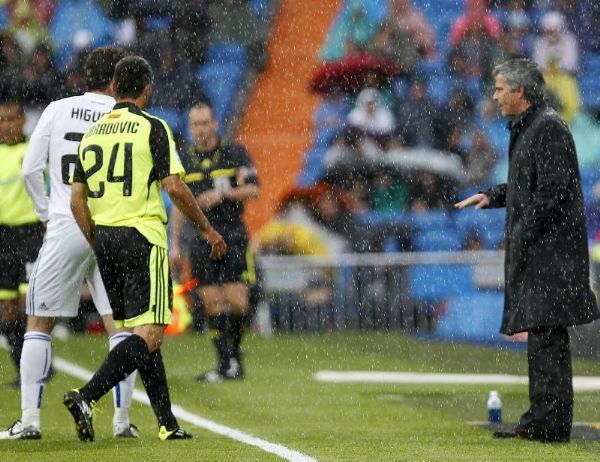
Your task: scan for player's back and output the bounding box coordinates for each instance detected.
[75,102,182,248]
[29,92,115,229]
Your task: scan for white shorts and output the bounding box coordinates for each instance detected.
[26,222,112,318]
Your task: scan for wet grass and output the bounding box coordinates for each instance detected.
[1,331,599,461]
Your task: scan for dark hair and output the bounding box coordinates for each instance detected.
[493,58,546,107]
[190,100,214,117]
[114,55,153,99]
[85,46,128,91]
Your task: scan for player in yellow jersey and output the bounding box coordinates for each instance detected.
[65,56,226,442]
[0,100,44,388]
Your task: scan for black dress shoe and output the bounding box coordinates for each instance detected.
[493,426,569,443]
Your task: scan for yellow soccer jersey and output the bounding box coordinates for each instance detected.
[0,139,39,226]
[73,102,184,247]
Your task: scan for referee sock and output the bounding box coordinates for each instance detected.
[207,314,229,375]
[109,332,137,428]
[20,332,52,429]
[3,317,26,373]
[228,314,246,364]
[137,349,178,430]
[80,335,149,404]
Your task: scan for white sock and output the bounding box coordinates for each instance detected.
[109,332,137,427]
[20,332,52,429]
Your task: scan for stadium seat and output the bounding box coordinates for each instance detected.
[197,63,245,125]
[455,208,505,249]
[50,0,114,68]
[206,42,248,66]
[145,106,185,136]
[354,210,408,228]
[410,264,474,301]
[407,210,453,232]
[412,229,462,252]
[436,292,505,342]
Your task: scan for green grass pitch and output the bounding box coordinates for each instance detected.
[1,332,600,461]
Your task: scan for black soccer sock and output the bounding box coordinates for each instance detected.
[4,317,25,372]
[228,313,245,363]
[137,349,178,430]
[80,334,149,403]
[207,314,229,374]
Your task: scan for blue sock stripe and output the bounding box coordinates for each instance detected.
[115,383,121,408]
[36,384,44,409]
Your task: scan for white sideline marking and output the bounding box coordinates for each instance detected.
[314,371,600,391]
[52,357,316,462]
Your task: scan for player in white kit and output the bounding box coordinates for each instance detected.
[0,47,138,440]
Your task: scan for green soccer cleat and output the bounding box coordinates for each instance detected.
[158,426,193,441]
[63,389,95,442]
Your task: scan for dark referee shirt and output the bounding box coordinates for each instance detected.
[181,139,258,231]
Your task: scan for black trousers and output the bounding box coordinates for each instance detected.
[518,326,573,438]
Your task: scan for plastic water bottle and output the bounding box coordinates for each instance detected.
[487,391,502,424]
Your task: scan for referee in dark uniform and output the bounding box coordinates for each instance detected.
[171,101,258,383]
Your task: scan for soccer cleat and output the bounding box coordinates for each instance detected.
[0,420,41,440]
[113,423,140,438]
[195,370,224,383]
[63,389,95,442]
[158,426,192,440]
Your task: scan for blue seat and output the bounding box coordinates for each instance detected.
[145,106,185,135]
[354,211,408,228]
[455,208,505,249]
[410,264,474,301]
[206,42,248,66]
[413,229,462,252]
[50,0,113,68]
[407,210,452,231]
[436,292,505,342]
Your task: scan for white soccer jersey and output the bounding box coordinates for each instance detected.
[22,92,115,232]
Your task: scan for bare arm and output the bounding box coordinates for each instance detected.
[162,175,226,259]
[223,184,259,202]
[70,182,95,247]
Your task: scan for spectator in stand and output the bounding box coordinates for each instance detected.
[368,0,435,79]
[150,38,208,111]
[499,10,533,59]
[533,11,578,75]
[370,172,408,212]
[0,32,23,88]
[208,0,268,71]
[5,0,56,25]
[449,22,501,81]
[433,87,474,151]
[320,0,383,62]
[323,127,382,186]
[462,129,497,188]
[21,43,59,105]
[449,0,502,49]
[395,78,438,147]
[410,171,452,211]
[347,87,395,140]
[6,0,53,56]
[543,58,581,123]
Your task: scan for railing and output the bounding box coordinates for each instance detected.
[255,251,505,334]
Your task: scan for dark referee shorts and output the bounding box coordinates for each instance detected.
[190,225,255,286]
[0,222,44,300]
[94,226,172,328]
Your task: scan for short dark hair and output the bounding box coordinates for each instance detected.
[493,58,546,107]
[85,46,128,91]
[190,100,214,117]
[114,56,153,99]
